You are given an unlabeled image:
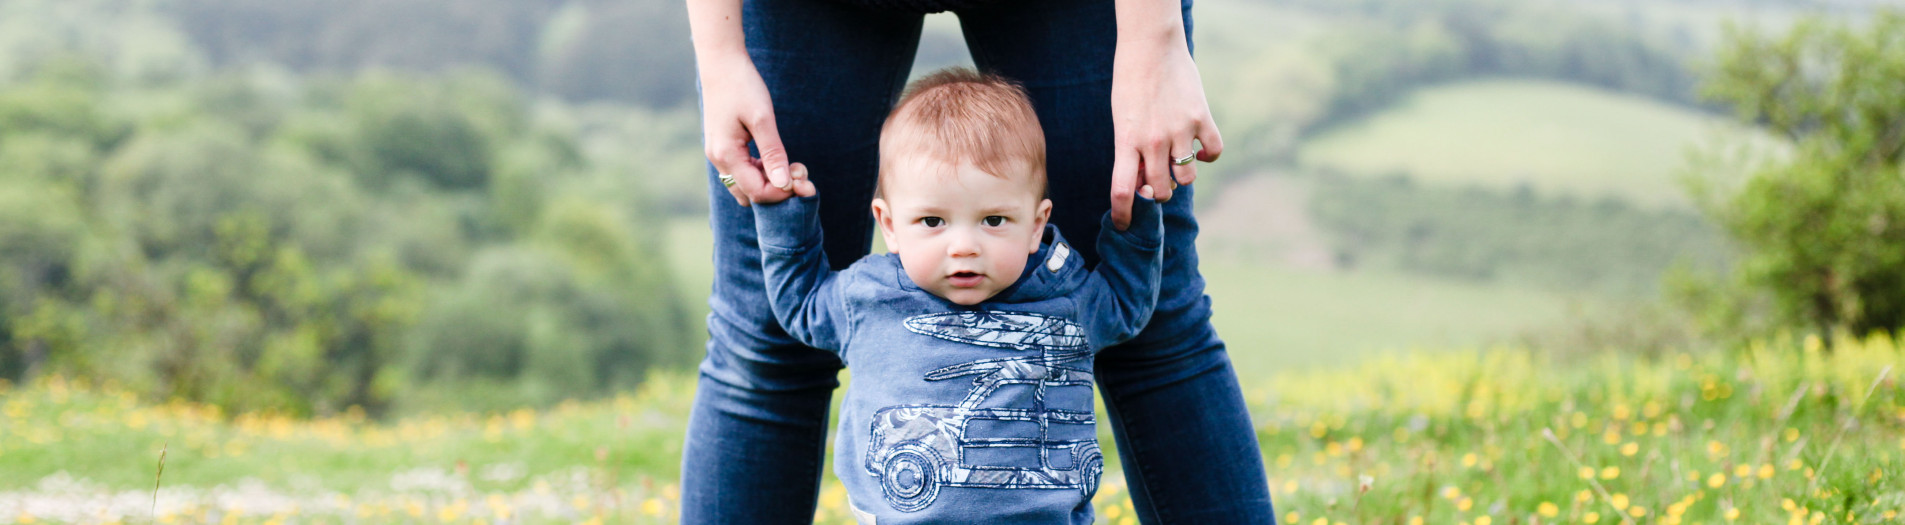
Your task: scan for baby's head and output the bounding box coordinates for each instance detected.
[872,68,1052,306]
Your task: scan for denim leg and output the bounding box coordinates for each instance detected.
[959,0,1275,522]
[678,0,922,522]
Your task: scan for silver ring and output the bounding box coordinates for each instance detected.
[1172,153,1195,166]
[718,173,737,188]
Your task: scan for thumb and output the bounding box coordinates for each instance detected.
[750,115,793,191]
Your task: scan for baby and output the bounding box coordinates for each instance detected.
[751,67,1162,524]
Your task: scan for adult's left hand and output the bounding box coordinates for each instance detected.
[1108,14,1223,230]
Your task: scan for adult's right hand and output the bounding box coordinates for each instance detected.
[699,56,797,207]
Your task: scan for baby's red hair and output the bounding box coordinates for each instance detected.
[878,68,1046,196]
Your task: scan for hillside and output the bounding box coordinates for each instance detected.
[1297,79,1762,208]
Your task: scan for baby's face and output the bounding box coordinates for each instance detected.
[873,158,1051,306]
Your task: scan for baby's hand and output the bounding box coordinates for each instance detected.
[1112,185,1157,231]
[750,163,817,204]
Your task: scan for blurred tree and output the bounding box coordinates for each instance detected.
[1688,10,1905,339]
[0,56,692,415]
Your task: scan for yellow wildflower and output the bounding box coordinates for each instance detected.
[1707,473,1726,488]
[1584,511,1601,523]
[1610,493,1629,511]
[1725,507,1741,521]
[1620,442,1638,456]
[1537,502,1559,518]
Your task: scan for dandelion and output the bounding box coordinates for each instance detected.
[1462,453,1478,468]
[1577,490,1594,503]
[1285,512,1299,524]
[1459,497,1474,511]
[1610,494,1629,511]
[1537,502,1559,518]
[1312,518,1328,525]
[1782,499,1796,511]
[1620,442,1638,456]
[1725,507,1741,521]
[1707,473,1726,488]
[1444,486,1462,499]
[642,498,664,517]
[1784,427,1799,442]
[1476,516,1492,525]
[1630,506,1647,518]
[1758,464,1775,479]
[1584,511,1601,523]
[1579,466,1597,480]
[1601,466,1620,480]
[1409,516,1423,525]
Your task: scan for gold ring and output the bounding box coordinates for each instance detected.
[1172,153,1195,166]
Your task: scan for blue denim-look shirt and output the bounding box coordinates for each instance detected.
[753,195,1163,524]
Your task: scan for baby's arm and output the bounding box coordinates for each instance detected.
[1080,190,1165,347]
[753,195,851,353]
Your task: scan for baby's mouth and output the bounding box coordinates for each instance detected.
[946,271,985,288]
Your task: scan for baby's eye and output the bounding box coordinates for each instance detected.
[982,216,1007,227]
[921,217,944,228]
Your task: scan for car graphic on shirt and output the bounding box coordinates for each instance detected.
[865,311,1104,513]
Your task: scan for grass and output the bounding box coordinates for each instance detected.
[1202,259,1596,376]
[2,335,1900,523]
[1296,78,1760,208]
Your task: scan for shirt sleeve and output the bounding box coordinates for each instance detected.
[1077,195,1165,349]
[753,196,852,354]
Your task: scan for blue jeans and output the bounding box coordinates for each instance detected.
[679,0,1274,522]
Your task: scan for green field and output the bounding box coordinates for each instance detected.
[1297,79,1758,208]
[3,335,1900,523]
[1202,258,1596,376]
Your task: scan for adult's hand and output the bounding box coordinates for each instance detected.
[688,0,795,207]
[1109,0,1224,229]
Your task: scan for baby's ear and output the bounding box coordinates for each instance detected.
[871,198,900,254]
[1029,198,1053,254]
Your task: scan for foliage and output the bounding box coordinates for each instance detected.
[166,0,695,107]
[1686,10,1905,338]
[3,335,1901,523]
[0,59,694,416]
[1308,172,1729,296]
[1298,0,1702,133]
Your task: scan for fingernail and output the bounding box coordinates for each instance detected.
[773,167,791,189]
[792,165,808,180]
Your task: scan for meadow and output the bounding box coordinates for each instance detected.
[2,333,1900,523]
[1296,79,1756,208]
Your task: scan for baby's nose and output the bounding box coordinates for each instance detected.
[947,231,981,257]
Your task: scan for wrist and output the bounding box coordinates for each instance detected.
[1114,0,1186,49]
[693,41,753,76]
